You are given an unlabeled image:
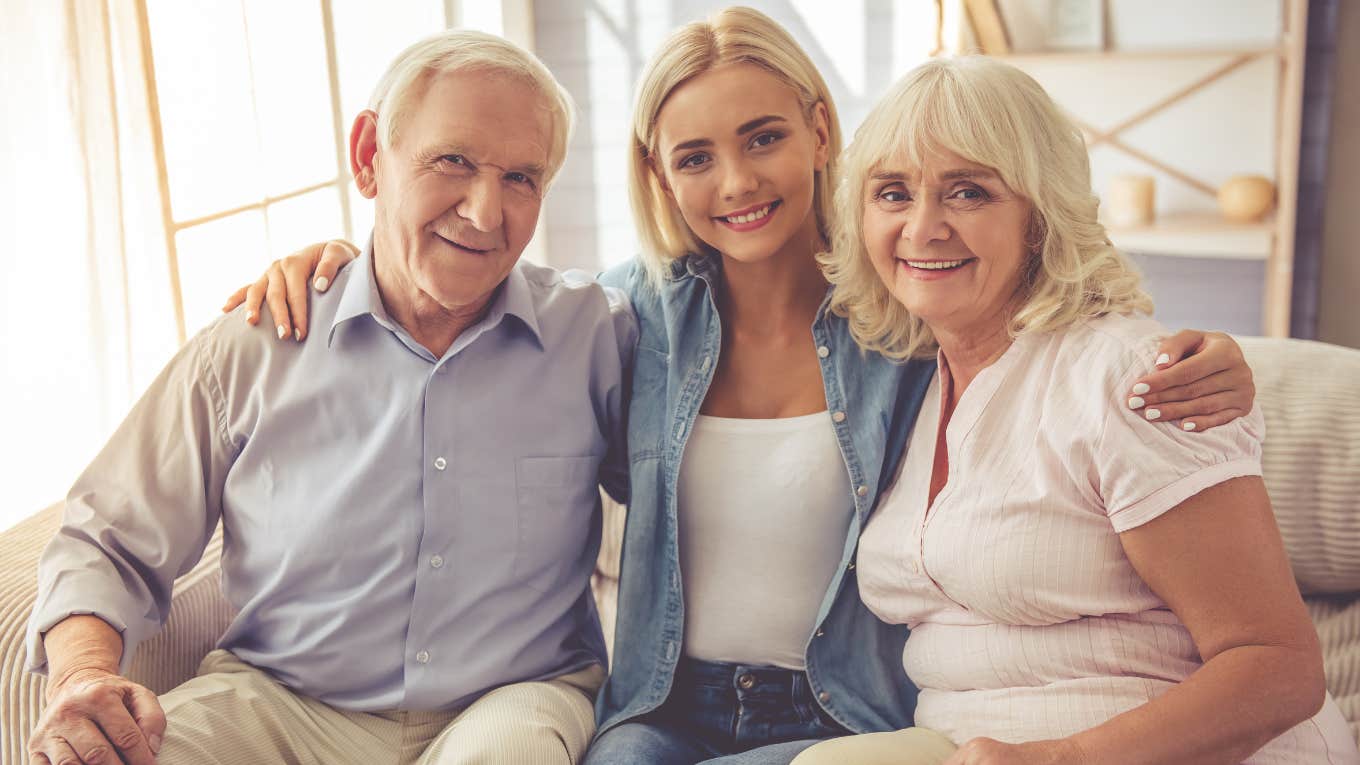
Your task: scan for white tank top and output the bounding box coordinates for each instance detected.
[677,411,854,670]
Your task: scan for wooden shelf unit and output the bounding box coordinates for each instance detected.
[1106,214,1274,260]
[967,0,1309,336]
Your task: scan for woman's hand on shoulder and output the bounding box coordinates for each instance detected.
[1126,329,1254,432]
[221,239,360,341]
[944,737,1088,765]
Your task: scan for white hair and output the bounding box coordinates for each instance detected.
[820,56,1152,359]
[367,29,575,184]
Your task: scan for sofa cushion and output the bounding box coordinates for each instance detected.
[1240,337,1360,594]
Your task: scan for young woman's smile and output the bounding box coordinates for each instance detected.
[654,62,829,265]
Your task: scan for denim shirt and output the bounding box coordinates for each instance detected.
[596,253,935,737]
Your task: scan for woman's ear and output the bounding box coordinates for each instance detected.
[648,155,675,201]
[810,101,831,171]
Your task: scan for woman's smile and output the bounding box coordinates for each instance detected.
[715,200,782,231]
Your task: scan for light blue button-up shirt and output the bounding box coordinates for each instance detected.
[27,242,636,711]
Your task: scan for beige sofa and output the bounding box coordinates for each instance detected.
[2,336,1358,762]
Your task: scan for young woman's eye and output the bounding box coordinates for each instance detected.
[678,153,710,170]
[750,131,783,149]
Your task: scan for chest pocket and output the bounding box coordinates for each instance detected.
[515,455,603,592]
[628,346,670,460]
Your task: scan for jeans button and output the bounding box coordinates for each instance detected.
[737,672,756,690]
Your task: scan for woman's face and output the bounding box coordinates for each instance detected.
[861,148,1034,339]
[653,63,829,264]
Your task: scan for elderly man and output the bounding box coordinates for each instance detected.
[25,30,633,765]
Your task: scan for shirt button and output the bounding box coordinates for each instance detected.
[433,457,447,471]
[818,691,831,703]
[737,673,756,690]
[701,356,712,371]
[816,345,830,359]
[430,555,444,569]
[832,411,846,423]
[856,485,868,497]
[415,650,430,664]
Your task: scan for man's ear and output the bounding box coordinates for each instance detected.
[350,110,381,199]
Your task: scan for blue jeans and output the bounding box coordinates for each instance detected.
[584,659,850,765]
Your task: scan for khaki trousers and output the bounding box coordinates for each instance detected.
[157,650,604,765]
[789,728,958,765]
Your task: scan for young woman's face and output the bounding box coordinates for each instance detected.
[653,63,830,264]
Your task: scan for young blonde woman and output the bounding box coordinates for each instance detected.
[790,57,1357,765]
[223,10,1258,764]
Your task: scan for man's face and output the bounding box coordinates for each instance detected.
[367,69,553,313]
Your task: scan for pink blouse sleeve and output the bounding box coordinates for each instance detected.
[1094,338,1266,534]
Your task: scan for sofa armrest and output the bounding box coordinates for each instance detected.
[1,502,233,765]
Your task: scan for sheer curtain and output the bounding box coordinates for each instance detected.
[0,0,178,530]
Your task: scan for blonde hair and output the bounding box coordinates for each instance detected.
[820,56,1152,359]
[368,29,575,184]
[629,7,841,287]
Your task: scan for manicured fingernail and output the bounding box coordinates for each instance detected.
[1132,383,1150,395]
[1145,408,1161,421]
[1155,353,1171,366]
[277,325,287,339]
[246,310,256,322]
[315,276,329,292]
[294,328,303,341]
[150,734,162,753]
[1183,421,1197,431]
[1128,396,1145,409]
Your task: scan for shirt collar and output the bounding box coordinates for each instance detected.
[328,238,543,349]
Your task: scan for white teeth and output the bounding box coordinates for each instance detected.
[906,259,969,270]
[725,204,772,224]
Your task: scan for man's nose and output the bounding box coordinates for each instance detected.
[457,174,504,232]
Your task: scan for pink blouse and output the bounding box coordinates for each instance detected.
[858,313,1357,762]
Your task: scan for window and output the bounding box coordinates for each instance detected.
[144,0,513,337]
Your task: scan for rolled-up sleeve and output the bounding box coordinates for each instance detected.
[1095,337,1266,534]
[26,329,235,674]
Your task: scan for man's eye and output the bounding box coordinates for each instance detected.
[506,172,532,186]
[440,154,469,167]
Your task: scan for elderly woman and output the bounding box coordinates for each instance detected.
[794,58,1359,764]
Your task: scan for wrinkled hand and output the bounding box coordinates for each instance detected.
[1127,329,1255,432]
[943,737,1086,765]
[221,239,360,341]
[28,667,165,765]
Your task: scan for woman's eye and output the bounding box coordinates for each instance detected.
[750,131,782,149]
[876,188,908,203]
[678,153,709,170]
[952,187,985,201]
